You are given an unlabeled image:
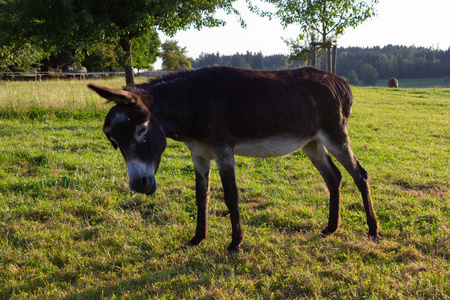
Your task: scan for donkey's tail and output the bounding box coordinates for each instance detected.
[336,78,354,120]
[322,71,354,124]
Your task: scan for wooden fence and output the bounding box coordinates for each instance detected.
[0,71,171,82]
[1,71,126,81]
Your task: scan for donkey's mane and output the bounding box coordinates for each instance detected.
[141,66,257,89]
[149,69,195,85]
[126,69,200,93]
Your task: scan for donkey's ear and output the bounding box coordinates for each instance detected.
[88,84,139,105]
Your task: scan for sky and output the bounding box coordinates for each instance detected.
[155,0,449,69]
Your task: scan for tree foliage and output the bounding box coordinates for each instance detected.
[82,44,117,72]
[0,44,46,71]
[253,0,379,43]
[284,31,323,65]
[359,63,378,85]
[192,51,298,70]
[0,0,240,84]
[337,45,450,80]
[161,40,192,71]
[132,31,161,71]
[347,70,359,85]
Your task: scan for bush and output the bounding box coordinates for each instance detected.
[347,70,358,85]
[360,64,378,86]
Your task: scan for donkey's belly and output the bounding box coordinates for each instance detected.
[234,136,310,158]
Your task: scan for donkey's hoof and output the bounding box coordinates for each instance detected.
[321,226,338,236]
[369,234,382,243]
[311,233,327,241]
[179,242,196,251]
[179,245,190,251]
[180,236,204,251]
[227,247,243,256]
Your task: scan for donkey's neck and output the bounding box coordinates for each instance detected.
[148,84,194,141]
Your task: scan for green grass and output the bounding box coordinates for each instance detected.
[0,77,148,119]
[0,81,449,299]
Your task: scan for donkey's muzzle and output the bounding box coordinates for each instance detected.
[126,160,157,195]
[129,175,157,195]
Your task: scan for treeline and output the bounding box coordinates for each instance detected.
[336,45,450,79]
[192,52,305,70]
[192,45,450,80]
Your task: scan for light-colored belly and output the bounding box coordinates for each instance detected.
[185,136,311,160]
[234,136,310,158]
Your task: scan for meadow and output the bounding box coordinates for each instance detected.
[0,78,449,299]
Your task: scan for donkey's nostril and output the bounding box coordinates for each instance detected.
[129,175,157,195]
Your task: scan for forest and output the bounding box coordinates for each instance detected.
[192,45,450,83]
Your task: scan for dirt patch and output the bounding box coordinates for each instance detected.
[393,181,449,198]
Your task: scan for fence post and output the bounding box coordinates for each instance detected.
[332,45,337,74]
[311,44,316,67]
[326,43,331,72]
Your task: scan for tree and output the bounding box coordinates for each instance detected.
[161,40,192,71]
[251,52,264,69]
[82,30,160,72]
[360,63,378,85]
[264,54,289,70]
[252,0,378,67]
[284,31,321,65]
[0,0,241,85]
[0,44,46,72]
[255,0,378,43]
[230,54,251,69]
[82,44,117,72]
[347,70,359,85]
[132,31,161,71]
[193,52,224,68]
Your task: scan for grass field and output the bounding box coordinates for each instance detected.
[0,79,449,299]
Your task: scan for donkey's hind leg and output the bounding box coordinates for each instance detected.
[319,131,380,240]
[302,139,343,236]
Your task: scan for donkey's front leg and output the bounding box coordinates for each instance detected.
[214,146,243,255]
[185,155,211,248]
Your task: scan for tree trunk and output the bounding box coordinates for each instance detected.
[119,39,135,86]
[124,64,134,86]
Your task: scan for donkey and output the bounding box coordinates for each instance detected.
[88,66,380,254]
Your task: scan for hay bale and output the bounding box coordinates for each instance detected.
[388,77,399,88]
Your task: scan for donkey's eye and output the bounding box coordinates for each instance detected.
[136,122,148,136]
[138,126,146,134]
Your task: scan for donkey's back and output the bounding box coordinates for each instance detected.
[164,67,355,158]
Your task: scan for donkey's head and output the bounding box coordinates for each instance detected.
[88,84,166,195]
